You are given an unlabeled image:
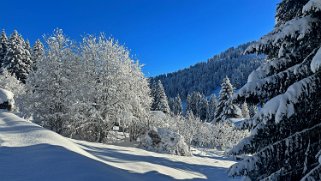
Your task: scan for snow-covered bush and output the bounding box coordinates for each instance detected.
[148,111,247,152]
[194,122,249,151]
[138,127,191,156]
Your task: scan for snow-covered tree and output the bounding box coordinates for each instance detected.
[241,102,250,119]
[3,30,32,83]
[208,94,218,122]
[25,30,152,142]
[0,30,8,67]
[70,34,151,142]
[178,111,201,150]
[215,77,240,122]
[151,80,170,114]
[25,29,74,133]
[32,39,44,61]
[228,1,321,180]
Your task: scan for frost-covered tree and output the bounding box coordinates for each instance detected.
[178,111,201,150]
[79,35,151,142]
[208,94,218,122]
[25,29,74,133]
[215,77,240,122]
[25,30,152,142]
[151,80,170,114]
[228,1,321,180]
[0,30,8,67]
[3,30,32,83]
[241,102,250,119]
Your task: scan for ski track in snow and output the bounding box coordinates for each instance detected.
[0,111,240,181]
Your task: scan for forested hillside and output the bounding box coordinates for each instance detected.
[152,42,265,99]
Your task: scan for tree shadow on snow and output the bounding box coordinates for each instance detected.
[0,144,175,181]
[78,143,234,180]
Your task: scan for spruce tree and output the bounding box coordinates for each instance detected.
[0,30,8,68]
[3,30,32,83]
[171,94,182,115]
[186,91,208,121]
[208,94,218,122]
[31,39,44,70]
[229,0,321,180]
[215,76,235,122]
[241,102,250,119]
[248,104,258,118]
[151,80,170,113]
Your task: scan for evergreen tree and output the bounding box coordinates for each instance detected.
[241,102,250,119]
[186,91,208,121]
[0,30,8,68]
[31,39,44,70]
[170,94,182,115]
[229,1,321,180]
[248,104,258,118]
[32,39,44,61]
[151,80,170,113]
[208,94,218,122]
[215,76,235,122]
[3,30,32,83]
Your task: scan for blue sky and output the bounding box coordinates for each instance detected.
[1,0,280,76]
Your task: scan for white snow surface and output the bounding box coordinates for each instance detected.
[303,0,321,13]
[310,45,321,73]
[0,111,239,181]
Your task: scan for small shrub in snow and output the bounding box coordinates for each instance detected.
[138,127,191,156]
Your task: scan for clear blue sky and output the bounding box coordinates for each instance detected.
[1,0,280,76]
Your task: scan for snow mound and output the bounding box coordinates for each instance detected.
[0,88,14,110]
[139,127,191,156]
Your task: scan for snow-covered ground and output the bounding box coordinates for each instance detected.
[0,111,240,181]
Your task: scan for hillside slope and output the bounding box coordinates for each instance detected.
[0,111,239,181]
[152,42,265,99]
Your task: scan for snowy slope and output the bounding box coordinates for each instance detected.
[0,111,240,181]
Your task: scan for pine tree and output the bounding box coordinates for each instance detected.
[228,1,321,180]
[248,104,258,118]
[3,30,32,83]
[32,39,44,69]
[208,94,218,122]
[171,94,182,115]
[0,30,8,68]
[151,80,170,113]
[186,91,208,121]
[215,76,235,122]
[241,102,250,119]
